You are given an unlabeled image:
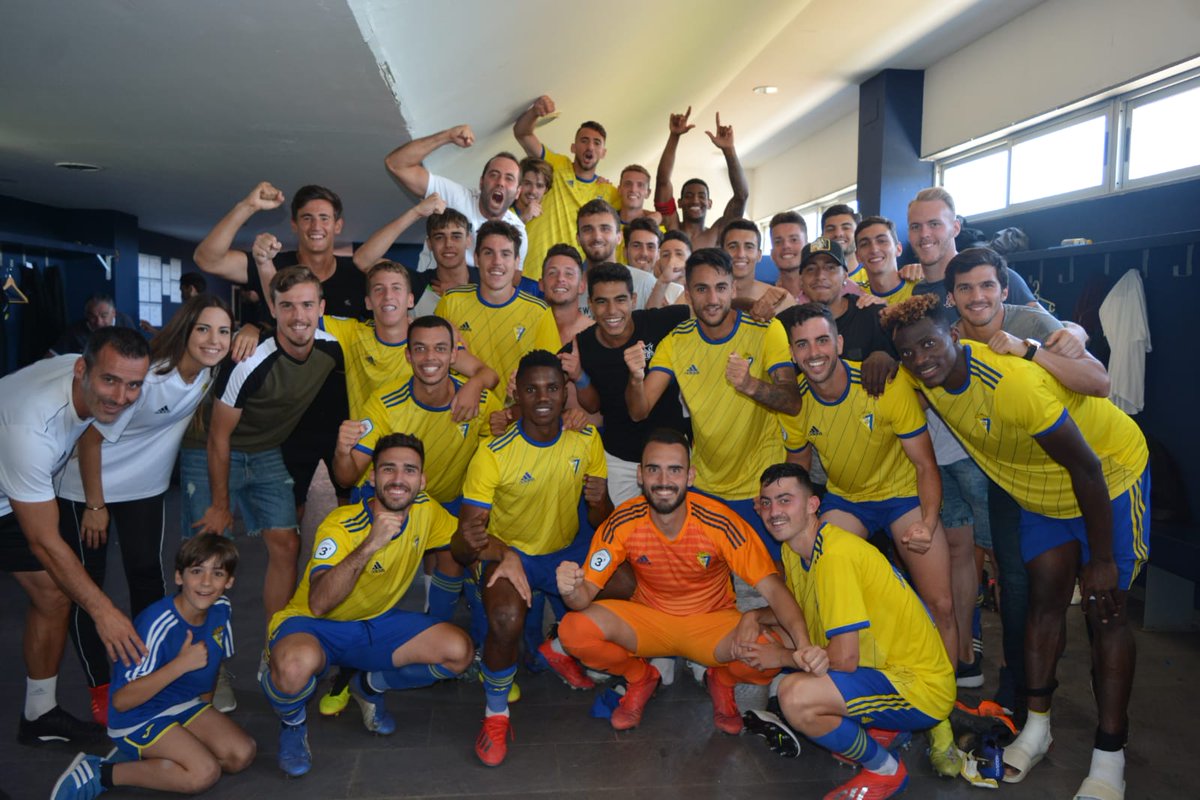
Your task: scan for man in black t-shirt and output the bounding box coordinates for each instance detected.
[561,263,691,505]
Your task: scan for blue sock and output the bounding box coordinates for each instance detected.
[466,577,488,648]
[428,570,464,623]
[368,663,457,692]
[812,717,883,767]
[261,671,316,726]
[481,664,517,714]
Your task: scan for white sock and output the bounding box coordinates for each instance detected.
[25,676,57,720]
[869,753,900,776]
[549,637,567,656]
[1087,747,1125,788]
[768,671,785,700]
[1015,708,1053,752]
[650,657,676,686]
[484,707,511,718]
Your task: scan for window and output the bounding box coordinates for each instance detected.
[1126,81,1200,182]
[758,188,857,255]
[942,149,1008,217]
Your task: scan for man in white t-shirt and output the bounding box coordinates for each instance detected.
[0,327,149,746]
[384,124,528,276]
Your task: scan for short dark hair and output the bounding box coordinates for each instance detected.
[291,185,343,220]
[681,178,710,197]
[270,264,323,301]
[481,152,521,181]
[519,157,553,188]
[409,314,455,342]
[662,230,692,251]
[516,349,564,382]
[180,273,207,293]
[587,262,634,298]
[685,247,733,283]
[719,218,761,249]
[577,198,621,227]
[879,293,948,337]
[821,204,860,227]
[623,216,662,248]
[642,428,690,461]
[544,243,584,272]
[854,215,899,247]
[578,121,608,141]
[373,432,425,469]
[777,302,837,338]
[945,247,1010,295]
[474,219,522,257]
[426,208,472,238]
[759,462,816,495]
[366,260,413,292]
[769,211,808,235]
[84,293,115,311]
[83,327,150,371]
[175,533,239,577]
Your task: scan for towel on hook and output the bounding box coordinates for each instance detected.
[1098,269,1151,414]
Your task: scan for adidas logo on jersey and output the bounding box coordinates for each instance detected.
[155,405,170,414]
[520,472,534,484]
[370,561,385,574]
[685,364,700,375]
[809,425,822,437]
[459,321,472,332]
[636,555,651,565]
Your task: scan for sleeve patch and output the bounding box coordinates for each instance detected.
[589,549,612,572]
[314,537,338,560]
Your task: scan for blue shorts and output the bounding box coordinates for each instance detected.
[1019,467,1150,590]
[110,701,209,759]
[270,608,439,675]
[939,459,991,548]
[829,668,940,732]
[511,529,593,595]
[692,489,781,561]
[821,494,920,536]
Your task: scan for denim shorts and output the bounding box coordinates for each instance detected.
[179,446,296,537]
[938,458,991,548]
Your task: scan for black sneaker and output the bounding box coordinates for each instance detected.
[18,706,107,746]
[956,658,984,689]
[742,709,802,758]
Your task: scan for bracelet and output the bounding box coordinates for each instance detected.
[85,503,106,511]
[575,371,591,390]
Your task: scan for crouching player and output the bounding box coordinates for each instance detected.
[52,535,255,799]
[261,434,474,777]
[556,429,818,734]
[742,464,955,800]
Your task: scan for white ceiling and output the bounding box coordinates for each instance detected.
[0,0,1041,248]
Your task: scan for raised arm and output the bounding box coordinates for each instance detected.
[623,340,671,421]
[727,359,802,415]
[352,194,447,272]
[513,95,556,158]
[384,125,476,198]
[706,113,749,229]
[193,182,286,282]
[654,108,693,229]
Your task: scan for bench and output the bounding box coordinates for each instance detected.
[1142,520,1200,631]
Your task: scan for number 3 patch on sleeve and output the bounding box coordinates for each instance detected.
[314,537,338,560]
[589,549,611,572]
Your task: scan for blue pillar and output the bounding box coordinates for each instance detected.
[856,69,932,225]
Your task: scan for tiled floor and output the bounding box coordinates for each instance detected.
[3,474,1197,799]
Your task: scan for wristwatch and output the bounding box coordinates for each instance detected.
[1022,338,1041,360]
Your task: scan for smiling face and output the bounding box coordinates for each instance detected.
[619,169,651,210]
[185,306,233,369]
[588,279,635,343]
[291,199,343,255]
[950,264,1008,329]
[637,440,694,515]
[855,223,903,278]
[405,323,455,388]
[373,445,426,513]
[365,269,413,328]
[679,181,712,223]
[822,214,857,258]
[428,224,470,270]
[626,229,659,272]
[540,254,584,309]
[76,344,148,424]
[175,555,235,617]
[515,365,566,428]
[273,281,324,351]
[685,263,734,329]
[723,228,761,281]
[907,199,960,269]
[788,315,843,386]
[892,317,960,388]
[757,477,819,544]
[477,232,519,292]
[520,170,549,205]
[577,212,620,264]
[479,155,521,219]
[798,254,846,305]
[770,223,807,271]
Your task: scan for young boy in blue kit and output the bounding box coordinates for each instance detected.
[52,535,256,798]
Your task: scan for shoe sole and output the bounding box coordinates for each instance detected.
[956,674,985,689]
[742,710,801,758]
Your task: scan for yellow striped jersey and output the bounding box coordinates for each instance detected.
[462,421,607,555]
[782,523,955,720]
[780,360,926,501]
[648,312,792,499]
[352,375,503,504]
[433,286,560,402]
[320,316,411,419]
[847,265,872,291]
[269,496,456,633]
[868,279,918,306]
[907,342,1148,518]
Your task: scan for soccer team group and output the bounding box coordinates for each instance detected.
[0,96,1147,800]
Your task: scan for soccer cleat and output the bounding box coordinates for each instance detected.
[742,708,802,758]
[833,729,912,766]
[18,706,107,747]
[823,757,909,800]
[928,719,964,777]
[88,684,109,726]
[704,668,743,735]
[474,715,513,767]
[51,752,106,800]
[213,664,236,713]
[350,674,396,736]
[319,669,352,716]
[953,699,1018,741]
[535,640,595,690]
[610,664,661,731]
[278,722,311,777]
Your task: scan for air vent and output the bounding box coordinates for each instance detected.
[54,162,103,172]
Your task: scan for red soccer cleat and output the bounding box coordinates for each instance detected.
[88,684,109,727]
[474,714,513,767]
[535,640,595,690]
[824,757,909,800]
[610,664,661,731]
[705,668,743,735]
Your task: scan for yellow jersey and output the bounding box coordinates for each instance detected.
[522,148,622,283]
[462,421,607,555]
[320,316,411,419]
[780,360,926,502]
[782,523,955,720]
[868,279,918,306]
[353,376,502,504]
[648,312,791,499]
[908,342,1148,517]
[433,286,560,402]
[847,265,871,291]
[269,496,456,634]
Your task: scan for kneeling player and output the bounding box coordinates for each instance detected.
[744,464,956,800]
[556,429,817,734]
[52,535,255,799]
[261,434,474,777]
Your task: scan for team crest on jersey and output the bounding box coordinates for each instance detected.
[861,413,875,432]
[685,364,700,375]
[412,535,421,550]
[743,354,755,367]
[358,419,373,440]
[458,423,470,438]
[212,628,224,647]
[314,538,338,560]
[978,415,992,434]
[520,472,535,484]
[370,561,385,574]
[696,552,711,568]
[514,325,527,342]
[590,548,612,571]
[569,457,581,474]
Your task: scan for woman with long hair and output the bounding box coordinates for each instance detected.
[57,293,233,725]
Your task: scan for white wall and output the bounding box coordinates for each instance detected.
[923,0,1200,156]
[748,111,858,219]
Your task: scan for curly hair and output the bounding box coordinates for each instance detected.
[879,293,944,336]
